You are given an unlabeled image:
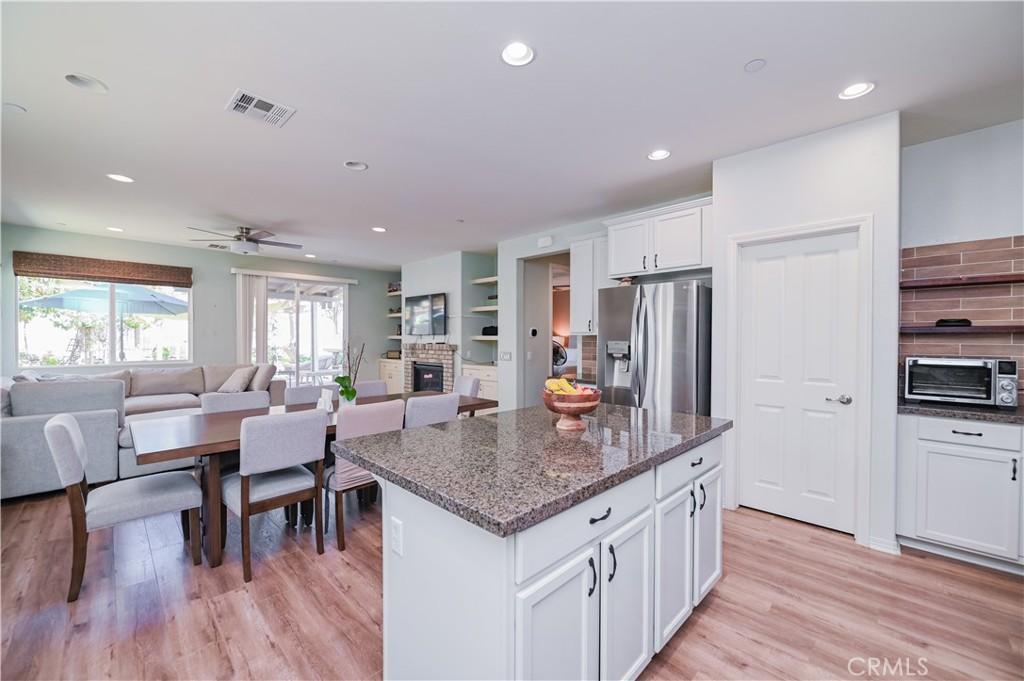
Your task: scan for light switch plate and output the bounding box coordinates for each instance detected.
[499,351,512,362]
[390,516,404,556]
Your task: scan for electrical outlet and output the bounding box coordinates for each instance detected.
[390,516,404,556]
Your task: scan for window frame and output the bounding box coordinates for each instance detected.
[15,276,195,370]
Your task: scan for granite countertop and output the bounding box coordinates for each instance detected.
[897,397,1024,425]
[332,403,733,537]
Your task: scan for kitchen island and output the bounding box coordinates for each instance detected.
[332,403,733,680]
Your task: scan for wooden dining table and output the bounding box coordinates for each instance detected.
[129,391,498,566]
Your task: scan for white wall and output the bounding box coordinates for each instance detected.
[901,119,1023,247]
[711,112,901,550]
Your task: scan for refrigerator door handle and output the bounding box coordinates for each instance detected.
[629,288,645,406]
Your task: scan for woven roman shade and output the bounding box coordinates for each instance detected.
[13,251,192,288]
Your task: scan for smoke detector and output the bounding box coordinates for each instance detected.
[225,89,296,128]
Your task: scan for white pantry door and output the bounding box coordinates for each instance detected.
[738,231,859,533]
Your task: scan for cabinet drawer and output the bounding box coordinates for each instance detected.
[515,469,654,584]
[917,417,1022,452]
[478,380,498,401]
[655,438,722,499]
[463,365,498,382]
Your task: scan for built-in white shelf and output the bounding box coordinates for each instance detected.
[387,290,402,297]
[387,312,401,318]
[471,305,498,313]
[471,275,498,285]
[470,335,498,342]
[387,335,402,340]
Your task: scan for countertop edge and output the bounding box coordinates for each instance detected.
[334,419,734,538]
[897,402,1024,425]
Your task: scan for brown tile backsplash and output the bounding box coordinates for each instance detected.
[579,336,597,382]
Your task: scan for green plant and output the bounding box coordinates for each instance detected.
[334,375,357,402]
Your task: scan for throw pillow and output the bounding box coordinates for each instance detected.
[12,370,41,382]
[248,363,278,391]
[218,366,258,393]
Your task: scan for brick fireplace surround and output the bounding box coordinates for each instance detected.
[403,343,457,393]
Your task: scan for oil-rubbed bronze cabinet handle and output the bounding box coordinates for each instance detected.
[691,457,704,467]
[589,507,612,524]
[689,489,696,517]
[952,429,983,437]
[1013,459,1018,482]
[608,544,618,582]
[699,483,707,510]
[587,557,597,597]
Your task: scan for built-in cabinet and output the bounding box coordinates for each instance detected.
[569,236,610,335]
[379,358,404,394]
[897,414,1023,566]
[604,198,713,279]
[462,364,498,415]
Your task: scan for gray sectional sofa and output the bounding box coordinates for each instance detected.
[0,364,285,499]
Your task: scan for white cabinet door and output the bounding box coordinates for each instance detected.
[570,240,595,335]
[693,466,722,605]
[515,546,600,681]
[600,509,653,681]
[651,209,701,270]
[607,220,650,278]
[653,485,694,652]
[593,237,609,335]
[916,442,1022,559]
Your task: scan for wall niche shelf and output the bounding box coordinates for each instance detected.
[472,275,498,285]
[471,335,498,342]
[387,335,403,341]
[471,304,499,313]
[387,290,402,297]
[899,325,1024,335]
[387,312,401,319]
[900,273,1024,290]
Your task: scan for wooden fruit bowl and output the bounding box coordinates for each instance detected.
[541,389,602,431]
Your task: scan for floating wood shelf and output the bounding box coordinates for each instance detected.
[899,325,1024,335]
[471,305,499,313]
[900,273,1024,290]
[470,335,498,341]
[387,335,402,340]
[472,276,498,285]
[387,290,402,297]
[387,312,401,318]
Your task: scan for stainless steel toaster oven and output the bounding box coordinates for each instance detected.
[904,357,1018,408]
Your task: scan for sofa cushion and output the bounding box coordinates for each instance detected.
[9,380,125,423]
[1,378,13,416]
[202,364,247,393]
[130,367,204,396]
[249,363,278,392]
[34,370,132,397]
[218,366,258,393]
[12,370,41,382]
[124,393,201,416]
[119,407,203,448]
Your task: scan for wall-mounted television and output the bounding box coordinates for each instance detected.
[404,293,447,336]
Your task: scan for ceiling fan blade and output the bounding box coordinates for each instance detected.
[246,230,275,241]
[255,240,303,249]
[187,226,236,237]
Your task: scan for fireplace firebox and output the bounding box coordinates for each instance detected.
[413,362,444,392]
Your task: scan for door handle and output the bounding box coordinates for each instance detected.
[699,483,707,510]
[689,488,696,517]
[587,557,597,597]
[589,507,612,524]
[825,394,853,405]
[607,544,617,582]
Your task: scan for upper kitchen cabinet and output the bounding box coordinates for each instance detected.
[605,198,713,279]
[569,236,611,335]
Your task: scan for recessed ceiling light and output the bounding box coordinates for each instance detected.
[65,73,109,94]
[305,253,316,258]
[838,82,875,100]
[345,161,369,171]
[743,58,767,73]
[647,149,671,161]
[501,42,535,67]
[106,173,135,183]
[106,227,124,232]
[372,227,387,233]
[3,102,27,113]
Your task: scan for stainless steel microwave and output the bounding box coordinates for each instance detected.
[904,357,1018,407]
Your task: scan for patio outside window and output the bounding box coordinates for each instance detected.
[16,276,191,367]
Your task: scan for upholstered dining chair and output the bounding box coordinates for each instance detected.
[353,380,387,397]
[285,383,340,406]
[404,392,460,428]
[43,413,202,602]
[325,399,405,550]
[454,375,480,398]
[220,409,328,582]
[200,391,271,413]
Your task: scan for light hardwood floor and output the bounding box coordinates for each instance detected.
[2,492,1021,680]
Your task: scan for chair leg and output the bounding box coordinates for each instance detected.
[188,508,201,566]
[290,504,299,528]
[220,503,227,550]
[301,499,313,527]
[181,509,190,541]
[314,462,324,555]
[335,490,345,551]
[241,512,252,582]
[68,521,88,603]
[284,505,291,524]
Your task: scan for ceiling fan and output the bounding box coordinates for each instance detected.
[187,226,303,255]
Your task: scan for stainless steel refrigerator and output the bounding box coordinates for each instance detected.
[596,281,711,414]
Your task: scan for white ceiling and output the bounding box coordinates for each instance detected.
[3,2,1021,270]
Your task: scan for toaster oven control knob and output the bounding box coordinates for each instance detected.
[1000,380,1016,391]
[999,393,1015,405]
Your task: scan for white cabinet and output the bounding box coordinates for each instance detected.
[515,547,600,681]
[916,441,1021,559]
[463,364,498,415]
[600,510,653,681]
[570,236,612,335]
[605,199,713,278]
[379,359,404,393]
[693,466,723,604]
[653,485,694,652]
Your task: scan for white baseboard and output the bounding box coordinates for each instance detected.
[867,536,901,555]
[898,536,1024,575]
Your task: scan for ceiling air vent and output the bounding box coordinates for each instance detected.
[207,243,228,250]
[224,88,296,128]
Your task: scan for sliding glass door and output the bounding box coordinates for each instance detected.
[266,277,346,386]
